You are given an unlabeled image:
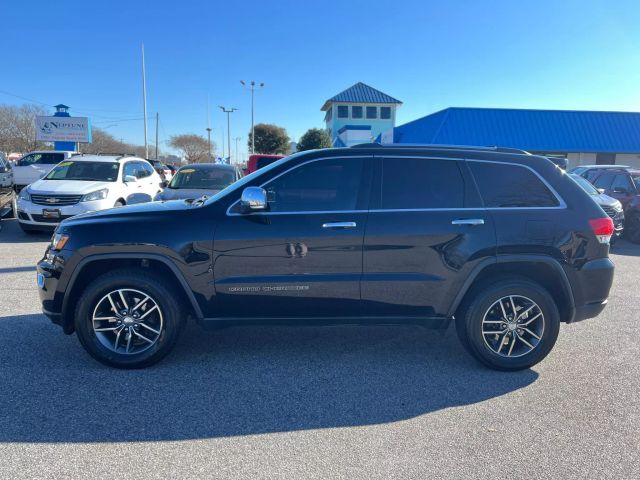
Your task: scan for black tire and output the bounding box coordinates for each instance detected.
[455,278,560,371]
[19,222,46,234]
[624,213,640,244]
[74,268,185,368]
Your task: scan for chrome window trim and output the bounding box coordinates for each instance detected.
[226,155,371,216]
[226,154,567,216]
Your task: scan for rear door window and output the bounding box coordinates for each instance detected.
[469,162,559,208]
[380,158,464,209]
[593,172,615,190]
[611,174,634,193]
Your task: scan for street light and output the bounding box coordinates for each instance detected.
[233,136,241,164]
[218,106,237,162]
[240,80,264,154]
[206,127,213,161]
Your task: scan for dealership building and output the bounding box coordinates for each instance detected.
[383,107,640,168]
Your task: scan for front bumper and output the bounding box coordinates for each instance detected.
[16,197,110,227]
[37,248,77,333]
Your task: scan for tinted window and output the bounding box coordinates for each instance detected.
[593,172,615,190]
[123,162,139,179]
[264,158,363,212]
[381,158,464,209]
[170,167,236,190]
[469,162,559,208]
[337,106,348,118]
[352,106,363,119]
[366,106,377,119]
[44,161,119,182]
[611,174,633,192]
[380,107,391,119]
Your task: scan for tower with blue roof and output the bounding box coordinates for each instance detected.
[321,82,402,147]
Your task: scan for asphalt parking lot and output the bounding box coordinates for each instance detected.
[0,218,638,480]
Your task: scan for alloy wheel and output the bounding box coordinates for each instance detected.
[481,295,545,358]
[91,288,164,355]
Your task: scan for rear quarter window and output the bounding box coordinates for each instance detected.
[469,161,560,208]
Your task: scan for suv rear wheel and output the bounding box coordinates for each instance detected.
[74,269,185,368]
[456,278,560,371]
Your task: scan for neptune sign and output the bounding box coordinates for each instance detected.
[35,116,92,143]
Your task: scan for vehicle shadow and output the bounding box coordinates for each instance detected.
[610,239,640,257]
[0,314,538,443]
[0,219,51,244]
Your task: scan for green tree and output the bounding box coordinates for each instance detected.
[296,128,332,152]
[249,123,290,154]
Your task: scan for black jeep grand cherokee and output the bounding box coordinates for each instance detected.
[37,144,615,370]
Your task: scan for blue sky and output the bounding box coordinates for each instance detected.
[3,0,640,155]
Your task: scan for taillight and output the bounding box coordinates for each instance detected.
[589,217,614,244]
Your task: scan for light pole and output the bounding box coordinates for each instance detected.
[240,80,264,154]
[206,127,212,161]
[219,106,237,162]
[233,136,241,164]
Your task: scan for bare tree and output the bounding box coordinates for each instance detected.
[168,134,213,163]
[0,104,49,153]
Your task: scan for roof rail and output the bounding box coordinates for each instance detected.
[350,142,530,155]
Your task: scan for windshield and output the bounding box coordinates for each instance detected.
[44,161,120,182]
[632,174,640,190]
[570,173,599,195]
[170,167,236,190]
[204,153,299,206]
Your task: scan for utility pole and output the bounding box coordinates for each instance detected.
[155,112,159,160]
[206,127,212,161]
[240,80,264,154]
[234,136,241,164]
[219,106,237,162]
[141,43,149,158]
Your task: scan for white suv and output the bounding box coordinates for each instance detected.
[16,154,163,232]
[12,150,77,192]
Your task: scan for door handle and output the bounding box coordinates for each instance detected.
[451,218,485,226]
[322,221,357,229]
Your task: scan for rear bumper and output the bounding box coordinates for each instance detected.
[566,257,614,323]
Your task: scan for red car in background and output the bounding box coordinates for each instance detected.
[243,154,285,175]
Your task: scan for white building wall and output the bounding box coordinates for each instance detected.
[614,154,640,169]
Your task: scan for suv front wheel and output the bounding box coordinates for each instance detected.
[456,278,560,371]
[74,269,185,368]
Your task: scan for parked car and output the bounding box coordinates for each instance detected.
[147,159,172,181]
[165,164,178,177]
[12,150,77,193]
[569,165,640,242]
[37,144,614,370]
[243,154,285,175]
[0,153,14,218]
[17,154,163,232]
[154,163,242,202]
[569,173,624,244]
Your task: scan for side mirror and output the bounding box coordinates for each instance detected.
[160,181,168,189]
[124,175,137,183]
[240,186,267,212]
[597,188,605,194]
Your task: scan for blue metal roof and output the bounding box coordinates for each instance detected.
[392,107,640,153]
[322,82,402,111]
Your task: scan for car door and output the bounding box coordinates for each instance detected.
[138,161,160,197]
[121,161,145,202]
[608,173,636,209]
[362,156,496,318]
[212,155,372,319]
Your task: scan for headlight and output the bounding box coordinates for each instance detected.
[50,232,70,250]
[18,187,31,201]
[81,188,109,202]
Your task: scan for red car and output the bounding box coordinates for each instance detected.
[243,154,285,175]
